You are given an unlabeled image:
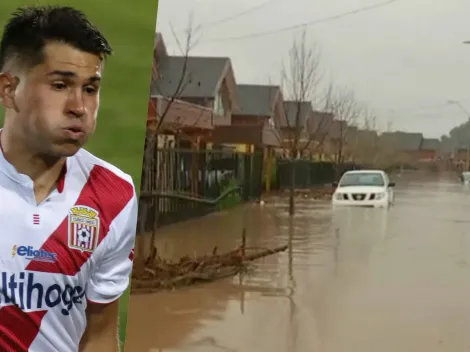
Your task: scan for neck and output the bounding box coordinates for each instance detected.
[0,129,65,191]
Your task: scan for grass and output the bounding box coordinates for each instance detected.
[0,0,159,348]
[118,287,131,347]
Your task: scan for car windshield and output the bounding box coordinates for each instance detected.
[339,172,385,187]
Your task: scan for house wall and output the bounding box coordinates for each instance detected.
[182,92,231,126]
[228,114,281,148]
[232,115,266,126]
[230,115,264,152]
[212,125,262,147]
[416,149,437,161]
[147,96,213,131]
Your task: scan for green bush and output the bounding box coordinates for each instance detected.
[218,178,242,210]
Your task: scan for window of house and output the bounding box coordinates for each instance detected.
[214,90,225,116]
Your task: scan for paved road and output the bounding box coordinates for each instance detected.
[126,175,470,351]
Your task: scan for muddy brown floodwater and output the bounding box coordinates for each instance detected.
[126,175,470,351]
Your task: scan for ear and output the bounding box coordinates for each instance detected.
[0,72,19,109]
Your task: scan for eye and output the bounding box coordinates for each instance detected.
[51,82,67,90]
[84,86,98,95]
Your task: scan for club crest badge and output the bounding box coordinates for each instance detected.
[68,206,100,252]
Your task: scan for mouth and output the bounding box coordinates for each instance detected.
[62,126,85,139]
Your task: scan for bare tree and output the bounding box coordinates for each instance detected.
[326,85,361,177]
[137,16,203,262]
[281,30,321,154]
[280,30,325,215]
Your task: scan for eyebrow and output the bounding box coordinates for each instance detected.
[45,70,101,83]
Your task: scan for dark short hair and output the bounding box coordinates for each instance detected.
[0,6,113,71]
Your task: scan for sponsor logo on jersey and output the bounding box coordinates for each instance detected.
[0,272,85,316]
[68,205,100,253]
[12,245,57,263]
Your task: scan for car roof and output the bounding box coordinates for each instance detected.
[343,169,386,174]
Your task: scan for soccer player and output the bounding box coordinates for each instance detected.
[0,6,137,351]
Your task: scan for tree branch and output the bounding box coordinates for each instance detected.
[154,15,201,133]
[281,29,323,159]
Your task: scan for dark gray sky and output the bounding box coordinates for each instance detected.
[157,0,470,138]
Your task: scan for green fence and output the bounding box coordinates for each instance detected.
[275,160,359,189]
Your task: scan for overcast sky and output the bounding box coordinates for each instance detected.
[156,0,470,138]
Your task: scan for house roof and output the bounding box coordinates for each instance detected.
[356,129,378,139]
[380,131,423,151]
[307,111,334,136]
[346,128,378,145]
[421,138,440,151]
[234,84,280,116]
[348,126,358,135]
[282,101,312,128]
[151,55,231,98]
[154,32,167,57]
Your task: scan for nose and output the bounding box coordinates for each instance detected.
[66,89,86,118]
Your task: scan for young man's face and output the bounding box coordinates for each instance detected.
[1,41,103,157]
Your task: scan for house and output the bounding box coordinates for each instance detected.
[351,129,379,165]
[305,110,334,159]
[212,84,286,190]
[212,84,283,151]
[281,101,314,158]
[418,138,440,162]
[380,131,424,165]
[149,32,240,149]
[323,119,349,162]
[147,97,214,147]
[381,131,423,152]
[148,33,214,148]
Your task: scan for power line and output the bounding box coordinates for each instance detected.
[202,0,399,43]
[199,0,283,29]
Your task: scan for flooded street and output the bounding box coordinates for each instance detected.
[126,175,470,351]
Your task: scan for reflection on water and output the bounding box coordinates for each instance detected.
[126,177,470,352]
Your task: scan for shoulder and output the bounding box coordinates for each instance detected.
[74,149,134,186]
[71,149,137,210]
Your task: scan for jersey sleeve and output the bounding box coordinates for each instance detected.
[86,190,138,304]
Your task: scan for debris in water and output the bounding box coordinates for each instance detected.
[131,230,288,294]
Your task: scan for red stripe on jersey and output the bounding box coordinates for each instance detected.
[128,248,134,261]
[0,305,47,351]
[26,165,134,276]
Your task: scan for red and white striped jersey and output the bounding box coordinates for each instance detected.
[0,144,138,351]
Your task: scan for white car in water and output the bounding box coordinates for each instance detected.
[331,169,395,208]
